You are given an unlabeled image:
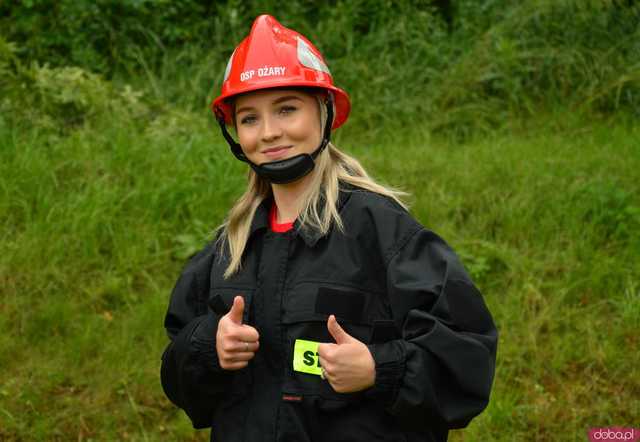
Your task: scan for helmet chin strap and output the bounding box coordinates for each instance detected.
[216,93,335,185]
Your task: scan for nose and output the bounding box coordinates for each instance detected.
[260,114,282,143]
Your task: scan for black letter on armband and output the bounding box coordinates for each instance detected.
[303,350,315,366]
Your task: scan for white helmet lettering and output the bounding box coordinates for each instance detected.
[240,66,287,82]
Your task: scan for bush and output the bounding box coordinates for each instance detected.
[1,0,638,136]
[0,35,150,132]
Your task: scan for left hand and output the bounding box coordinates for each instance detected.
[317,315,376,393]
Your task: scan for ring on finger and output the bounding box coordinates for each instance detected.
[244,341,249,352]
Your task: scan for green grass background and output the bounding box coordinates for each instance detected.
[1,1,639,440]
[2,113,638,441]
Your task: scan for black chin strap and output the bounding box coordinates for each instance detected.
[216,93,335,184]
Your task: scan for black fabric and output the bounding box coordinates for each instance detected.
[208,293,230,316]
[160,182,499,442]
[315,286,366,323]
[370,319,402,344]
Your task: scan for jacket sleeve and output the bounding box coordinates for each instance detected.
[160,242,232,429]
[364,228,498,431]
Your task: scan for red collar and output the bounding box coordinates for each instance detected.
[269,201,294,233]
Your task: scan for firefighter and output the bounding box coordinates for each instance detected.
[161,14,498,442]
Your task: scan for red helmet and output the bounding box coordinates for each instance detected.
[211,15,351,129]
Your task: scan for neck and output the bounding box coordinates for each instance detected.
[270,172,314,223]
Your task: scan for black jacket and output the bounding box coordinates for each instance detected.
[161,183,498,442]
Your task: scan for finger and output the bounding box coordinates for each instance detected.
[221,340,259,353]
[318,354,326,370]
[327,315,354,344]
[326,376,340,392]
[233,340,259,353]
[317,343,336,360]
[237,325,260,342]
[220,350,256,364]
[226,351,256,362]
[225,329,259,344]
[318,355,332,375]
[221,360,249,370]
[227,296,245,325]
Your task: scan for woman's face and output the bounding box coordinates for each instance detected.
[234,89,322,164]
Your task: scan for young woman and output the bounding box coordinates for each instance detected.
[161,14,498,442]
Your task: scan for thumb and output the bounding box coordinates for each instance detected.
[327,315,355,344]
[227,295,244,325]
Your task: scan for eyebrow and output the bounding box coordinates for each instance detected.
[235,95,304,115]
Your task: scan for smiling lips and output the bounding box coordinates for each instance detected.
[262,145,292,158]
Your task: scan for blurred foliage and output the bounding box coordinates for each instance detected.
[0,40,150,133]
[0,0,216,73]
[1,0,639,137]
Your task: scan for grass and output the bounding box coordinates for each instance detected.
[1,2,639,439]
[1,108,638,441]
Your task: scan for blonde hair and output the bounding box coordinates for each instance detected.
[215,92,409,279]
[215,143,409,278]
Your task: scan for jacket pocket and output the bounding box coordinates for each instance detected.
[281,281,389,404]
[281,283,408,441]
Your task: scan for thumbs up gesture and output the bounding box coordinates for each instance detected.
[216,296,260,370]
[317,315,376,393]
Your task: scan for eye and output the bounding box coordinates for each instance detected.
[279,105,297,115]
[239,114,257,125]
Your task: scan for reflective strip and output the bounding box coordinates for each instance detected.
[297,37,331,74]
[292,339,323,376]
[223,49,236,82]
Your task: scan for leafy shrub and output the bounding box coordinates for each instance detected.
[2,0,639,135]
[0,36,149,132]
[0,0,216,74]
[33,65,147,127]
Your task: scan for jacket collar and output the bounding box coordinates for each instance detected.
[248,181,356,247]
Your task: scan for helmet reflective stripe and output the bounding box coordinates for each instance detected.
[223,49,236,82]
[297,37,330,74]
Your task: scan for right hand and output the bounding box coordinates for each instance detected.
[216,296,260,370]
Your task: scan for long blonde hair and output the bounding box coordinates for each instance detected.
[215,142,409,278]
